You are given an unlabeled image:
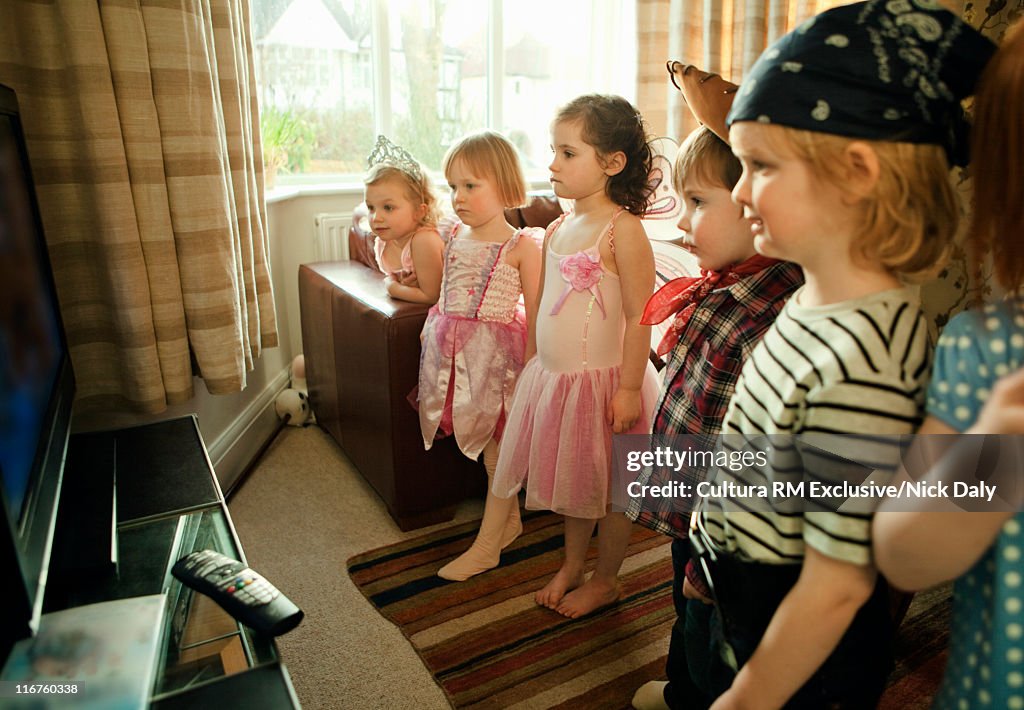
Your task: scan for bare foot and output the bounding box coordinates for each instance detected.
[535,566,585,609]
[555,576,620,619]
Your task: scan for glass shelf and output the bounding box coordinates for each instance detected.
[44,418,296,708]
[151,507,277,700]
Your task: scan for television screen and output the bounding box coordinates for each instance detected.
[0,115,63,525]
[0,83,75,660]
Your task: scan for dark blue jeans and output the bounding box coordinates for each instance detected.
[663,539,735,710]
[703,551,895,709]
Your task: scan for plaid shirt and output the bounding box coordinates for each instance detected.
[627,261,804,538]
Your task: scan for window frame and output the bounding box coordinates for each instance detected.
[260,0,635,193]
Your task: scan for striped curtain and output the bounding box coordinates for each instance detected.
[636,0,1023,333]
[0,0,277,414]
[637,0,850,140]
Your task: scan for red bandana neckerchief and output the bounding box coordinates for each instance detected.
[642,254,781,358]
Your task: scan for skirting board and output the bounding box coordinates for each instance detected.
[205,367,291,494]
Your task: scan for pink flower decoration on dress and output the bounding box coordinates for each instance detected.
[560,251,603,291]
[551,251,605,317]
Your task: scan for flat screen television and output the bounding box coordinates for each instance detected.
[0,83,75,662]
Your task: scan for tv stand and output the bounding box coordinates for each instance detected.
[45,415,299,708]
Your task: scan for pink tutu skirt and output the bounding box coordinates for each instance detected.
[492,358,660,519]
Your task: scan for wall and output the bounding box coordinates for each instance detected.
[267,187,365,356]
[72,187,365,493]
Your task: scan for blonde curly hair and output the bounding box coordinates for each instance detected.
[364,163,441,227]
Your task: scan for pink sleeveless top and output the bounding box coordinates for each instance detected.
[373,231,422,284]
[537,209,627,372]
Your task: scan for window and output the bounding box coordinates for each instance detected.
[252,0,637,181]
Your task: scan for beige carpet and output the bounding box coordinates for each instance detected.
[228,426,486,709]
[228,426,951,709]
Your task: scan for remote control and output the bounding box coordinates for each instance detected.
[172,549,303,636]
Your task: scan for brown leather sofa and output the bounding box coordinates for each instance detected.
[299,193,563,531]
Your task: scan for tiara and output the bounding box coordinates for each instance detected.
[366,135,423,180]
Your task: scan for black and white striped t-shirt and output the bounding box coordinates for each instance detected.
[697,286,931,566]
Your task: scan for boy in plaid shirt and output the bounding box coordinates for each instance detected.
[628,64,802,710]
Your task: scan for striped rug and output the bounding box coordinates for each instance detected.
[878,583,953,710]
[347,510,952,709]
[347,510,674,708]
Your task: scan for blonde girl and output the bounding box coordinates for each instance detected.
[418,131,542,581]
[364,135,443,304]
[873,22,1024,710]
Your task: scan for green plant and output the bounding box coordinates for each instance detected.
[306,105,375,168]
[259,105,314,174]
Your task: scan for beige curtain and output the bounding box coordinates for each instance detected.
[0,0,277,414]
[637,0,1022,333]
[637,0,848,140]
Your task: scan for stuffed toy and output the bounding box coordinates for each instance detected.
[275,388,310,427]
[274,354,313,427]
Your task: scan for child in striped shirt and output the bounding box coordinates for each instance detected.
[690,3,995,708]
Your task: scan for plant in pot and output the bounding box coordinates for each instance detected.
[259,106,313,188]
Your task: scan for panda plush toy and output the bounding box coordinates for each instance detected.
[275,354,313,427]
[275,389,309,427]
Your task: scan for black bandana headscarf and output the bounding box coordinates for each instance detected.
[726,0,996,166]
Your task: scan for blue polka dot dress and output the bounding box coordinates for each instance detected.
[930,300,1024,709]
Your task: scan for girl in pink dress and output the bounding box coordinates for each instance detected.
[418,131,542,581]
[493,95,661,619]
[364,135,444,304]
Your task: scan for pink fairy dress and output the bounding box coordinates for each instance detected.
[372,225,436,284]
[418,219,541,460]
[492,210,660,519]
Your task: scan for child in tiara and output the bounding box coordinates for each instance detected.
[364,135,444,304]
[873,22,1024,710]
[491,95,661,619]
[418,131,542,582]
[687,3,995,707]
[628,64,803,710]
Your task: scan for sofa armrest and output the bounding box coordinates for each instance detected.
[505,191,563,230]
[298,260,484,530]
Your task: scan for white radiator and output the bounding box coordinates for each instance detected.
[313,212,351,262]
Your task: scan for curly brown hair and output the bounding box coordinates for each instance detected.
[554,94,653,216]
